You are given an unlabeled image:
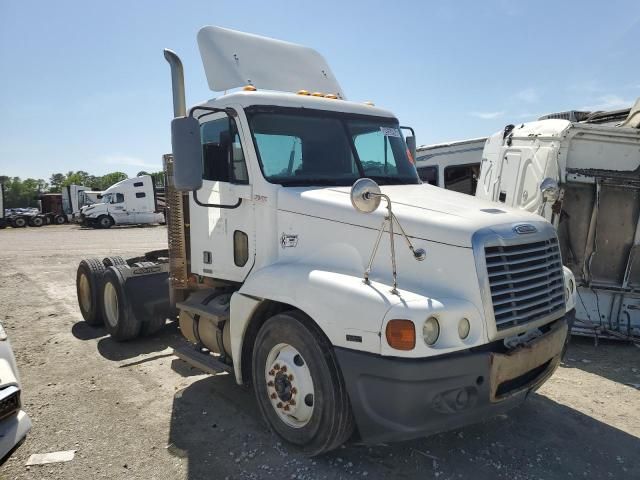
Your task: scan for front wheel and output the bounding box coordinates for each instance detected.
[252,311,354,455]
[97,215,114,229]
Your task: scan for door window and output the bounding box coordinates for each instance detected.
[444,164,480,194]
[417,166,439,186]
[201,117,249,184]
[111,193,124,203]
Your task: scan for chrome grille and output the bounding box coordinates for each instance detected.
[485,237,565,330]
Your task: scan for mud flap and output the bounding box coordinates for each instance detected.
[122,265,171,325]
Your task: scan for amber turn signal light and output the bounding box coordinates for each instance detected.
[385,319,415,350]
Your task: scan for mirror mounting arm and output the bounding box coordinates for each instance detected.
[364,192,426,295]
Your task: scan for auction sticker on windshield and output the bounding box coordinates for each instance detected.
[380,127,401,137]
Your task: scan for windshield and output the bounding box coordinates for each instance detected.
[247,108,420,186]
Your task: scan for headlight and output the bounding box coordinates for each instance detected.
[458,317,470,339]
[423,317,440,346]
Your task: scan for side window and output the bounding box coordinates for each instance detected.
[133,181,143,187]
[417,166,438,186]
[201,117,249,184]
[112,193,124,203]
[444,164,481,195]
[253,134,302,177]
[135,192,146,198]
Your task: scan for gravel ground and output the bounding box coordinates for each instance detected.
[0,225,638,479]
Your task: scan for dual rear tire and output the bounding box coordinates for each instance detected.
[76,256,166,340]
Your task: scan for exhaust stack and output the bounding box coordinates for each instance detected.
[164,49,186,118]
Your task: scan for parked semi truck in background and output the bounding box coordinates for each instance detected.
[415,137,485,194]
[75,26,577,454]
[80,175,165,228]
[476,103,640,341]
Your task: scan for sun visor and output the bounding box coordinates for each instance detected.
[197,26,345,99]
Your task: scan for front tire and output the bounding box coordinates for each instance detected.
[252,311,354,455]
[97,215,114,229]
[101,266,141,341]
[54,215,66,225]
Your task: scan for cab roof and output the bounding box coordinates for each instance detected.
[197,90,397,120]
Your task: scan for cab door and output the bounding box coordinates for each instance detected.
[107,193,132,224]
[189,112,255,282]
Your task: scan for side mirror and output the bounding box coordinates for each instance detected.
[540,177,559,202]
[171,116,203,191]
[350,178,381,213]
[405,136,417,162]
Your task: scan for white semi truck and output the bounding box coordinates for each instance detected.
[476,104,640,341]
[415,137,486,194]
[75,26,577,453]
[80,175,165,228]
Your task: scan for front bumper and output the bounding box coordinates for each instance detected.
[0,410,31,462]
[336,314,570,444]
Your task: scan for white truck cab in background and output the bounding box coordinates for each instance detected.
[477,104,640,340]
[80,175,165,228]
[76,26,577,454]
[415,137,486,194]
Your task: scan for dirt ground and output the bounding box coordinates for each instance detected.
[0,225,638,480]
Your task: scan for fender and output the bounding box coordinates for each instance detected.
[229,262,486,383]
[229,262,408,384]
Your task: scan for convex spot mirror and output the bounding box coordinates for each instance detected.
[540,177,559,202]
[351,178,381,213]
[171,116,203,192]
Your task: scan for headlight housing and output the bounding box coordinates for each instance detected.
[423,317,440,346]
[458,317,470,339]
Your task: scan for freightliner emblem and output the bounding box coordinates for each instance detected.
[514,224,537,234]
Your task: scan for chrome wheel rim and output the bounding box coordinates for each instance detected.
[79,273,91,312]
[265,343,315,428]
[103,282,119,328]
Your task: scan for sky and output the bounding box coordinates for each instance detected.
[1,0,640,181]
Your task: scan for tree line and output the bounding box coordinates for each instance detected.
[1,170,164,209]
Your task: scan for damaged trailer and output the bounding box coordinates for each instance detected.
[477,102,640,341]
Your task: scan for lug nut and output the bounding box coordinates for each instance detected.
[277,402,283,409]
[289,399,296,406]
[291,387,298,395]
[280,365,287,372]
[283,405,290,411]
[274,364,281,370]
[288,374,294,381]
[267,381,274,387]
[270,393,277,399]
[269,370,275,376]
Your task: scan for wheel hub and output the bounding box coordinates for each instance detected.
[265,344,314,428]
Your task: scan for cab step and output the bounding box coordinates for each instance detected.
[173,346,233,375]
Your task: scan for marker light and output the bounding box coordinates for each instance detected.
[458,318,470,339]
[324,93,338,99]
[423,317,440,345]
[297,90,310,95]
[386,320,415,350]
[364,101,375,106]
[311,92,324,97]
[243,85,256,91]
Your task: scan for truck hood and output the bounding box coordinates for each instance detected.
[278,184,545,248]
